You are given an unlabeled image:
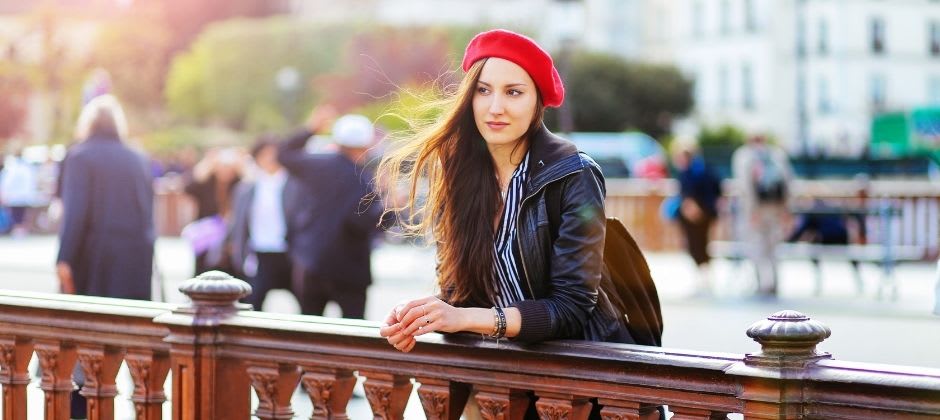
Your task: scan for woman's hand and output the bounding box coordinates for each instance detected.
[378,296,468,353]
[395,296,465,337]
[379,304,416,352]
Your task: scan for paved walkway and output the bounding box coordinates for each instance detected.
[1,235,938,419]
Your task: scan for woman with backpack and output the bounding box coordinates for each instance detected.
[377,29,641,350]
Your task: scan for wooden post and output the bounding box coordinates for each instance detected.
[35,340,78,420]
[727,310,832,419]
[77,344,124,420]
[126,348,171,420]
[0,336,33,420]
[155,270,253,420]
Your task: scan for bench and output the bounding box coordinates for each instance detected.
[708,240,926,299]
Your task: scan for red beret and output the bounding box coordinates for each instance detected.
[462,29,565,108]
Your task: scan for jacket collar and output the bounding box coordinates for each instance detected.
[525,125,583,194]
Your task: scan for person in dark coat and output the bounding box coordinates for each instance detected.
[229,137,301,310]
[55,94,154,419]
[278,110,387,319]
[56,94,154,300]
[671,140,722,295]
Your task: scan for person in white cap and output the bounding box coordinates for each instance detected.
[277,107,387,318]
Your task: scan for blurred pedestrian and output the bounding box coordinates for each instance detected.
[183,147,243,275]
[786,199,863,295]
[230,136,299,310]
[670,139,722,295]
[278,109,387,319]
[56,94,154,418]
[732,134,794,297]
[0,150,38,237]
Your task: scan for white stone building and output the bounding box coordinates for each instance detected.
[671,0,940,156]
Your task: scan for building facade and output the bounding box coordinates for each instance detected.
[672,0,940,156]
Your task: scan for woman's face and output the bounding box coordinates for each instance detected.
[472,58,539,150]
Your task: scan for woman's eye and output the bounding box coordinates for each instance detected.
[477,87,490,95]
[507,89,522,96]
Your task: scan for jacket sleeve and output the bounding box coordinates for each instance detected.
[511,166,607,342]
[277,129,315,177]
[56,154,92,265]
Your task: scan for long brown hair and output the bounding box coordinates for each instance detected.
[376,59,545,307]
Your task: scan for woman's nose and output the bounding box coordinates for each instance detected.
[488,94,505,114]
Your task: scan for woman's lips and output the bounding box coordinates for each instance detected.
[486,122,509,131]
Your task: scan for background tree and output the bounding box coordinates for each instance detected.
[548,52,693,139]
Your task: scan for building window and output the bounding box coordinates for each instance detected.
[871,17,885,54]
[929,76,940,104]
[818,19,829,55]
[692,1,704,38]
[744,0,757,32]
[742,63,754,110]
[870,74,886,110]
[930,21,940,56]
[797,15,807,57]
[720,0,731,35]
[719,64,730,109]
[818,76,831,114]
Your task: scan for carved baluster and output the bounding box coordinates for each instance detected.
[35,340,78,420]
[300,367,355,420]
[534,392,591,420]
[473,385,528,420]
[415,378,469,420]
[246,362,301,420]
[360,371,412,420]
[125,349,170,420]
[596,399,660,420]
[668,406,729,420]
[76,344,124,420]
[0,336,33,420]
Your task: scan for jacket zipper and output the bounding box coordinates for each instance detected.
[515,167,583,298]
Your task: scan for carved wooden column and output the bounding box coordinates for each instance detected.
[473,385,528,420]
[35,340,78,420]
[416,378,469,420]
[599,399,671,420]
[247,362,301,420]
[0,336,33,420]
[727,310,832,419]
[534,392,591,420]
[155,270,253,420]
[299,367,356,420]
[77,344,124,420]
[361,371,413,420]
[125,349,170,420]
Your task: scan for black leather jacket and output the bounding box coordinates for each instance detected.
[509,126,629,344]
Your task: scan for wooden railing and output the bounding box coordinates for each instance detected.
[2,272,939,419]
[605,179,940,258]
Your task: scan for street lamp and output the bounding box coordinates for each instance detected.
[275,66,301,124]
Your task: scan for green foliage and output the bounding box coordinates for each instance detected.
[697,124,747,147]
[551,52,693,139]
[91,18,172,111]
[166,17,357,130]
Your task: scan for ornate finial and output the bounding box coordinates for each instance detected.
[745,310,832,367]
[178,271,252,316]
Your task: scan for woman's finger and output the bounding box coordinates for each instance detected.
[378,323,401,338]
[395,296,436,322]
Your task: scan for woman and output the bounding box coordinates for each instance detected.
[377,29,634,351]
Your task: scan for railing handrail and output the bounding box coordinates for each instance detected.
[2,276,939,419]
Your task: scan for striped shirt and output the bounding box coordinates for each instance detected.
[492,151,530,308]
